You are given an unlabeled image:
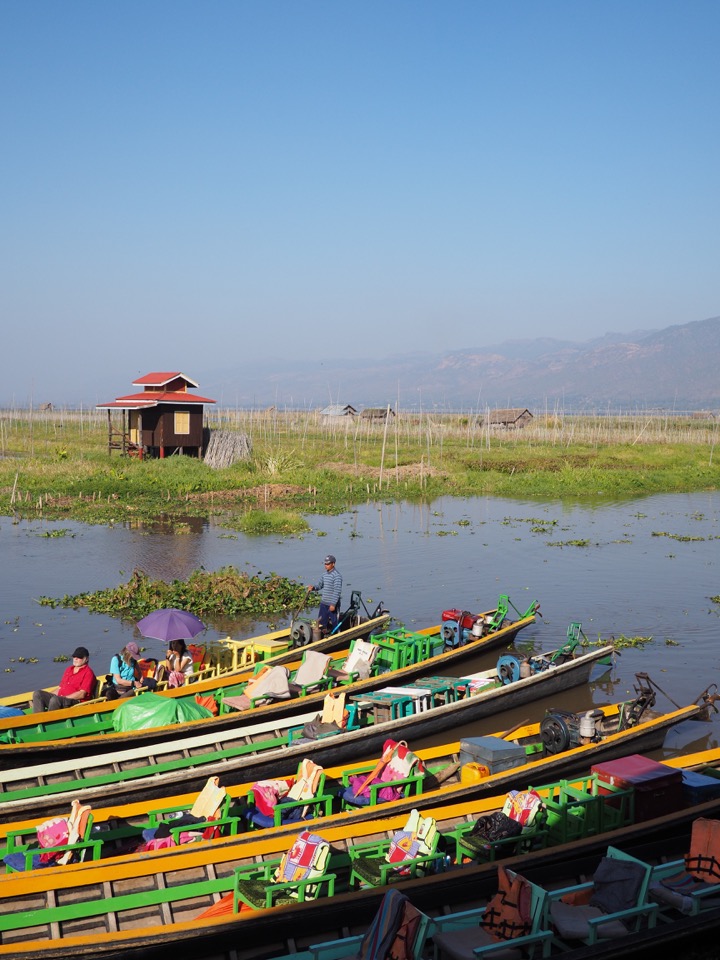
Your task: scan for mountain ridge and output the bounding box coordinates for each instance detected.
[197,315,719,411]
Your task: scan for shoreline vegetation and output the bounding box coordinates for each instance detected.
[0,407,717,529]
[1,406,717,631]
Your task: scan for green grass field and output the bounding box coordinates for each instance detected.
[0,407,717,527]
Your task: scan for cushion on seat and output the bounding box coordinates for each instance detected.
[433,926,523,960]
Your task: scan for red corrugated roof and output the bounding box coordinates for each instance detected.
[132,372,199,388]
[97,391,215,409]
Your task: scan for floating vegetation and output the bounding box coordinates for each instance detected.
[38,567,311,621]
[652,531,706,541]
[38,528,73,538]
[225,509,311,536]
[610,634,654,650]
[547,539,591,548]
[436,530,458,536]
[455,519,471,527]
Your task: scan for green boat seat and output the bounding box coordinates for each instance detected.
[245,758,333,829]
[144,775,235,844]
[349,809,442,889]
[456,789,548,865]
[289,650,333,696]
[233,830,335,911]
[4,798,100,872]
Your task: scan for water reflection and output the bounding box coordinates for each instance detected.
[1,492,719,746]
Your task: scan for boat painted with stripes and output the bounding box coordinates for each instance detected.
[0,596,539,767]
[1,737,720,959]
[0,636,617,821]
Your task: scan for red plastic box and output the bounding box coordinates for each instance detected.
[591,754,684,822]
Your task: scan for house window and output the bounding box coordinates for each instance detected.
[174,411,190,435]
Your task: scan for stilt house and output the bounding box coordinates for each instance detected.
[97,372,216,458]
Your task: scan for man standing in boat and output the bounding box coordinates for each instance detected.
[308,554,343,635]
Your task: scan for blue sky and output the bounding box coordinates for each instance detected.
[1,0,718,406]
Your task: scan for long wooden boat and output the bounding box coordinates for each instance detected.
[0,668,713,831]
[0,676,715,868]
[0,589,391,713]
[2,744,720,959]
[0,596,540,766]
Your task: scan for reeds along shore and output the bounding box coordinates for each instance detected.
[0,407,717,525]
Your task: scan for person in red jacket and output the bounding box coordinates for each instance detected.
[32,646,97,713]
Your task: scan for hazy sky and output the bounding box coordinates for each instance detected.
[2,0,718,405]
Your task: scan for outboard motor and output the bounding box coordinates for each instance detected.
[540,709,583,755]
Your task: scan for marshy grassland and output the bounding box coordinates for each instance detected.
[0,407,718,529]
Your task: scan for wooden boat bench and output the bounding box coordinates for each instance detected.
[541,776,634,844]
[350,687,433,724]
[412,676,469,705]
[218,636,292,672]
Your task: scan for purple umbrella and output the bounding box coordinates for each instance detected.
[136,608,206,643]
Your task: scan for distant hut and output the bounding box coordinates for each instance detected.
[360,407,396,421]
[320,404,357,420]
[97,372,216,459]
[481,408,534,429]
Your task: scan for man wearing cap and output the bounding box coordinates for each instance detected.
[308,555,343,634]
[32,647,97,713]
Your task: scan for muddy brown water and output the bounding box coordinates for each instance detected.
[1,491,719,756]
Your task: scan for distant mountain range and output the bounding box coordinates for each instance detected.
[200,315,720,412]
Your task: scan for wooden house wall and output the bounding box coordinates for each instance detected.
[138,407,204,449]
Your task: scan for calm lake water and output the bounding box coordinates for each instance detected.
[1,491,719,750]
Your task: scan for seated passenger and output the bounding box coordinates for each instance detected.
[108,642,157,697]
[157,638,195,687]
[32,647,97,713]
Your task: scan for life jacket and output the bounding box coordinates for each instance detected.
[190,776,227,820]
[685,818,720,883]
[481,864,532,941]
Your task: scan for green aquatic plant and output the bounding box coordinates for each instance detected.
[38,567,311,620]
[223,509,310,536]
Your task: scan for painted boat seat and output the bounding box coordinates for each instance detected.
[349,809,442,888]
[233,830,336,910]
[547,846,658,945]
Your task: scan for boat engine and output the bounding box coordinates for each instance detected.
[290,618,318,646]
[496,654,524,684]
[441,609,484,648]
[540,708,604,755]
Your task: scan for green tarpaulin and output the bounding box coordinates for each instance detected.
[112,692,213,732]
